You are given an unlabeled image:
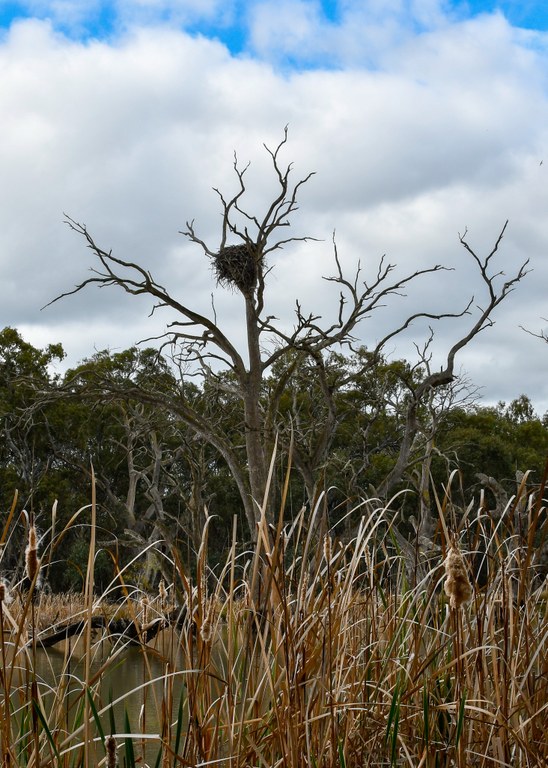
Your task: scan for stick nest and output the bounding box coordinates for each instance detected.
[213,244,261,293]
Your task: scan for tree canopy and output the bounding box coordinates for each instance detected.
[0,325,546,592]
[0,133,543,590]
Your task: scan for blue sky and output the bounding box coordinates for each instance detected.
[475,1,548,29]
[1,1,547,60]
[0,0,547,411]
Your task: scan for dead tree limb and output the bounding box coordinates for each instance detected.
[376,222,529,499]
[33,608,189,649]
[46,129,529,539]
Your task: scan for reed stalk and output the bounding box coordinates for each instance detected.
[0,474,546,767]
[0,579,13,768]
[82,465,97,768]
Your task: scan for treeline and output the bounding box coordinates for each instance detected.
[0,325,546,593]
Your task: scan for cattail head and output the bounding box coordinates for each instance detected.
[28,524,37,551]
[140,595,149,634]
[0,578,10,605]
[158,579,167,609]
[323,534,333,566]
[200,596,214,644]
[105,735,117,768]
[200,616,213,644]
[298,569,310,608]
[25,525,41,586]
[444,545,473,609]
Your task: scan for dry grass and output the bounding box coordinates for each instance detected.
[0,482,547,768]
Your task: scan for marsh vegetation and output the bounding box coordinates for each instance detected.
[0,472,547,768]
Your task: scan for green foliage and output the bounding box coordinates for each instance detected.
[435,399,548,494]
[0,327,546,583]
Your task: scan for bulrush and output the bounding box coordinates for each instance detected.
[200,595,214,644]
[158,578,168,610]
[200,614,213,644]
[444,544,473,609]
[141,595,149,620]
[323,534,333,565]
[105,735,118,768]
[0,578,11,605]
[25,524,41,589]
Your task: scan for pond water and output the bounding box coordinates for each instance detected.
[11,635,189,764]
[40,646,182,723]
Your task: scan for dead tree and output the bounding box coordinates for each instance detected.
[376,222,529,499]
[47,131,529,540]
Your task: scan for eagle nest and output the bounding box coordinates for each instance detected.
[212,244,262,293]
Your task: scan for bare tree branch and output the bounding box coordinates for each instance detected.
[46,216,246,378]
[520,317,548,343]
[377,222,529,498]
[46,131,528,539]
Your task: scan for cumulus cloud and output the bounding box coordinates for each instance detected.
[0,7,547,413]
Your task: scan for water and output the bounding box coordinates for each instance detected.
[40,646,180,722]
[12,636,188,764]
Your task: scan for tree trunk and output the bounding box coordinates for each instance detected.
[242,296,268,538]
[377,399,419,499]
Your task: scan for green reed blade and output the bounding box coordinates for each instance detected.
[455,690,467,748]
[124,709,135,768]
[86,687,105,744]
[172,687,184,768]
[32,699,62,764]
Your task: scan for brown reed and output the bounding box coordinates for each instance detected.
[0,478,546,767]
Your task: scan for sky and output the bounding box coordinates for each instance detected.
[0,0,547,415]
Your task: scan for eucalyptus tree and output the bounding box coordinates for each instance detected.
[0,326,65,504]
[49,131,529,541]
[57,347,221,579]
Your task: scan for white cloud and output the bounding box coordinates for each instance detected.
[247,0,457,67]
[0,11,547,414]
